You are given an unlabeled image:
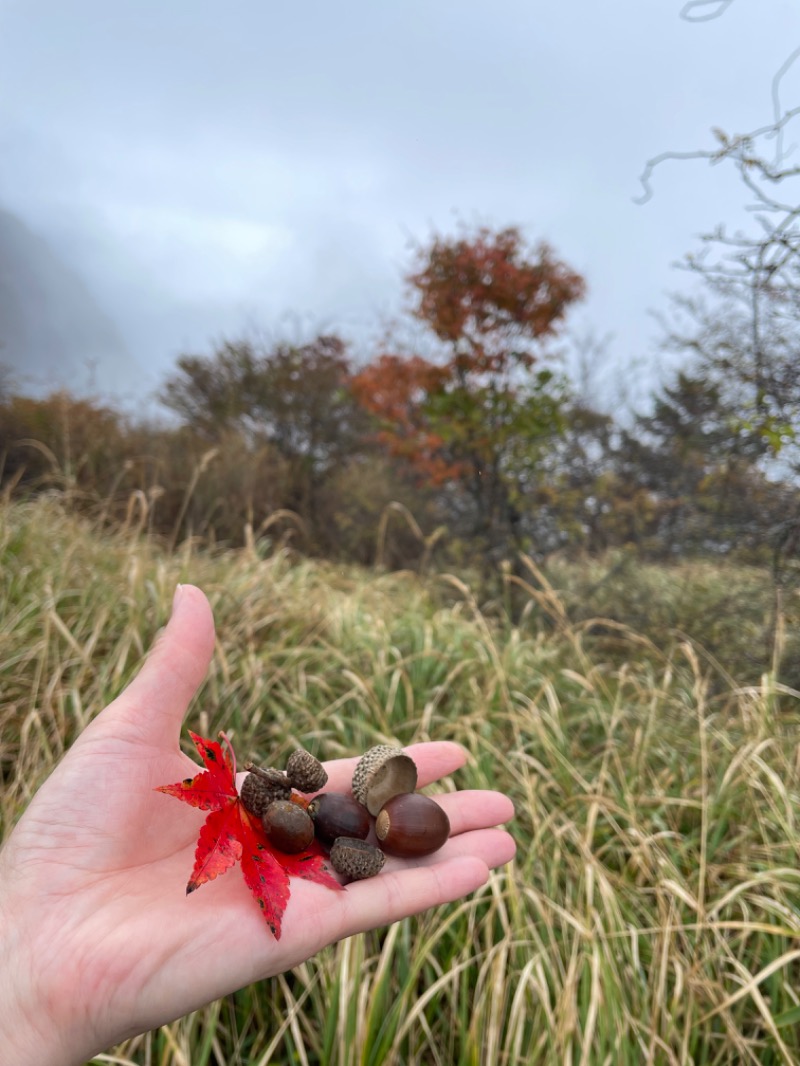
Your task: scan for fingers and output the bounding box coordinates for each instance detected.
[333,797,516,936]
[377,793,516,869]
[322,742,468,792]
[433,790,515,835]
[96,585,216,748]
[335,836,515,939]
[441,827,516,870]
[319,749,514,835]
[394,828,517,869]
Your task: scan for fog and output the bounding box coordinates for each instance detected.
[1,0,798,409]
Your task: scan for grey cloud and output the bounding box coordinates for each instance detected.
[0,0,797,409]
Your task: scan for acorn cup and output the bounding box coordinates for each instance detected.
[329,837,386,880]
[240,765,292,818]
[351,744,418,816]
[286,749,328,794]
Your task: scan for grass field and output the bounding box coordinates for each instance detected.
[2,497,800,1065]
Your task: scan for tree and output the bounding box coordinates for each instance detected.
[160,340,261,439]
[661,276,800,466]
[0,360,13,403]
[639,4,800,473]
[250,335,369,474]
[351,226,585,565]
[614,372,788,557]
[160,334,370,539]
[636,2,800,573]
[163,333,367,464]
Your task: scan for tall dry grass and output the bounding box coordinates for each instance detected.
[2,497,800,1064]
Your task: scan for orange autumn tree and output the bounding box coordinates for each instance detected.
[351,225,586,561]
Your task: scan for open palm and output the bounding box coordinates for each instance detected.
[0,585,516,1066]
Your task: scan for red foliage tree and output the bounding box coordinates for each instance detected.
[350,354,456,485]
[351,226,586,560]
[408,226,585,369]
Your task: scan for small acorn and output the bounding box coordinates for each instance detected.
[352,744,418,816]
[240,765,292,818]
[329,837,386,880]
[262,799,315,853]
[286,748,328,794]
[375,793,450,858]
[308,792,372,847]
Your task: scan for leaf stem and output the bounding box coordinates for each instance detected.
[244,762,289,785]
[218,731,237,776]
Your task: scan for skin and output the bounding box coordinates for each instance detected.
[0,585,517,1066]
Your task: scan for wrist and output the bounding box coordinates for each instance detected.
[0,847,80,1066]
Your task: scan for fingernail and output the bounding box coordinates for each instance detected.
[172,583,185,613]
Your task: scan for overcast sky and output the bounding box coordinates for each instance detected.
[1,0,799,410]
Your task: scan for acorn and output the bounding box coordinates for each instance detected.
[286,748,328,794]
[375,793,450,858]
[240,765,292,818]
[308,792,372,848]
[262,799,315,853]
[352,744,418,816]
[329,837,386,880]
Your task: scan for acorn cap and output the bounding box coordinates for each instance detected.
[330,837,386,880]
[240,766,291,817]
[351,745,418,816]
[286,748,328,793]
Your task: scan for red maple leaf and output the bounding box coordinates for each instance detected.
[156,731,342,938]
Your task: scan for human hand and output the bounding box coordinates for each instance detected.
[0,585,516,1066]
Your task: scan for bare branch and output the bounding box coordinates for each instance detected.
[634,148,720,205]
[636,107,800,205]
[771,45,800,162]
[680,0,736,23]
[637,7,800,202]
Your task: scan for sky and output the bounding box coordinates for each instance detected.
[1,0,799,411]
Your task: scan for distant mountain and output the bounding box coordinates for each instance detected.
[0,207,144,401]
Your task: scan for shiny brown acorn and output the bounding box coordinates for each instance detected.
[374,793,450,858]
[307,792,372,848]
[261,799,315,853]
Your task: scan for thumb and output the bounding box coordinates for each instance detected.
[95,584,216,749]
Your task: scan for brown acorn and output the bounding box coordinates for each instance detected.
[262,799,315,853]
[286,748,328,794]
[240,765,292,818]
[308,792,372,848]
[329,837,386,880]
[375,793,450,858]
[352,744,418,816]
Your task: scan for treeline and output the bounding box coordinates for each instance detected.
[1,225,798,575]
